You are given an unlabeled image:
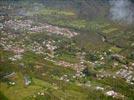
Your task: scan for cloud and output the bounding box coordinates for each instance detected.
[109,0,134,24]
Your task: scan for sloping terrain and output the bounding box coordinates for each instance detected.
[0,0,134,100]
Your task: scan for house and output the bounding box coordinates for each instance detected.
[105,90,117,97]
[24,76,31,86]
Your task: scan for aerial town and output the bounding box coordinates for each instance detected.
[0,0,134,100]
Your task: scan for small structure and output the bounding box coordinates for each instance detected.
[96,86,104,91]
[3,72,16,78]
[8,81,16,86]
[105,90,117,97]
[24,76,31,86]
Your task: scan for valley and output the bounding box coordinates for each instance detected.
[0,0,134,100]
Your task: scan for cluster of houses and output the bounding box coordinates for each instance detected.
[59,71,86,83]
[1,33,25,61]
[1,32,57,59]
[25,40,57,57]
[95,87,124,99]
[57,61,86,72]
[30,23,79,38]
[83,81,124,99]
[4,19,32,31]
[116,68,134,84]
[4,19,79,38]
[45,40,57,56]
[105,90,124,98]
[1,11,134,99]
[1,28,134,87]
[8,47,24,61]
[9,54,23,61]
[2,72,32,86]
[1,4,134,100]
[27,41,44,54]
[60,74,70,82]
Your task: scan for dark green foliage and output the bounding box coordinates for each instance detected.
[0,91,8,100]
[85,52,100,62]
[82,67,90,76]
[128,52,134,60]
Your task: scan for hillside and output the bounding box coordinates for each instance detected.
[0,0,134,100]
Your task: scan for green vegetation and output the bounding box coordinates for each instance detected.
[0,0,134,100]
[0,91,8,100]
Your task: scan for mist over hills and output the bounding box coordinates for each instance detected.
[1,0,134,25]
